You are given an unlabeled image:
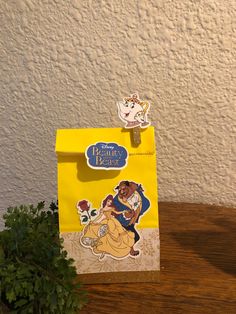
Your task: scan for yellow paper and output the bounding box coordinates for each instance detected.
[56,127,158,232]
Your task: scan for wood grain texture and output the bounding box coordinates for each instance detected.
[80,202,236,314]
[79,271,159,285]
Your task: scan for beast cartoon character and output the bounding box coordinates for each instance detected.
[117,93,150,128]
[113,181,150,256]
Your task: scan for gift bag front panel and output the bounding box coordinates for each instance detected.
[57,128,160,277]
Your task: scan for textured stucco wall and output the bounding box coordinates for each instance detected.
[0,0,235,227]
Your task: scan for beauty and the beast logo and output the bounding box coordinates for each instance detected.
[86,142,128,170]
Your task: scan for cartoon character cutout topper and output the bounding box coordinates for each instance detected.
[76,181,150,261]
[117,93,151,129]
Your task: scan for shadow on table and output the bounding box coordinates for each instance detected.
[171,218,236,275]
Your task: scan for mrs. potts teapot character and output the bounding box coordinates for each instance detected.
[117,93,150,129]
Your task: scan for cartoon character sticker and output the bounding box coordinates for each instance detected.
[117,93,150,129]
[76,181,150,260]
[77,200,98,224]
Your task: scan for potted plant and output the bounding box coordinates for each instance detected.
[0,202,86,313]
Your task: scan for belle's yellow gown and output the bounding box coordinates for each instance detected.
[81,207,135,258]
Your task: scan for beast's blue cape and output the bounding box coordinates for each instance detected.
[113,186,150,227]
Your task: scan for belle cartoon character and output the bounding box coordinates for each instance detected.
[79,195,135,260]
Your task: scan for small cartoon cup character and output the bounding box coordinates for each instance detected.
[117,93,150,128]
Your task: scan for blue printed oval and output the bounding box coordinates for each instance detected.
[86,142,128,170]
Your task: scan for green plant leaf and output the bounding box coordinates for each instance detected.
[14,299,28,308]
[81,215,88,223]
[90,209,97,217]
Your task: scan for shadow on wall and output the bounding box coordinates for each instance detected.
[171,218,236,276]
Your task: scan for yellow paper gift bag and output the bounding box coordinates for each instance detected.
[56,127,160,283]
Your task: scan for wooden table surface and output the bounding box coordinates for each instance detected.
[80,202,236,314]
